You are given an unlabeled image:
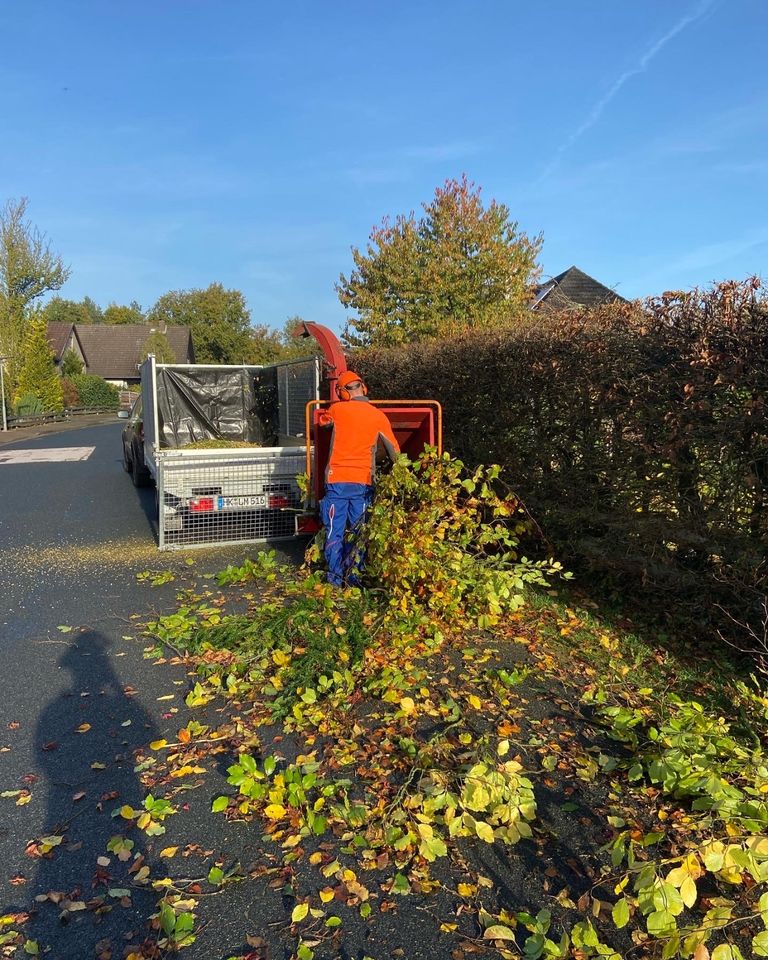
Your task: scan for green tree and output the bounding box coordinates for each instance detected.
[141,329,176,363]
[246,317,321,365]
[81,296,103,324]
[42,296,94,326]
[247,323,285,365]
[148,282,251,363]
[337,175,543,347]
[103,301,144,325]
[0,197,70,388]
[14,314,64,412]
[60,348,84,377]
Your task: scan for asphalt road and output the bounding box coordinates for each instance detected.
[0,422,303,958]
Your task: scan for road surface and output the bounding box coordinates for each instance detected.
[0,421,302,958]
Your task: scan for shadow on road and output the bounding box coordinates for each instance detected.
[5,633,163,957]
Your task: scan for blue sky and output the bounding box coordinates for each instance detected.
[1,0,765,332]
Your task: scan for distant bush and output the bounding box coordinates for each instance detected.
[14,393,43,415]
[70,374,120,408]
[60,377,80,407]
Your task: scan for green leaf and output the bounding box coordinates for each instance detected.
[160,902,176,937]
[612,897,630,929]
[297,946,314,960]
[712,946,743,960]
[647,909,676,938]
[325,916,342,928]
[23,941,40,956]
[211,796,229,813]
[391,872,410,895]
[207,866,224,886]
[753,931,768,958]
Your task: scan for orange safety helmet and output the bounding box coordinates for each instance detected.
[336,370,368,401]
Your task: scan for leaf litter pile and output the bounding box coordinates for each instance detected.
[4,452,768,960]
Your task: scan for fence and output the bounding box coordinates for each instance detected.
[5,405,119,429]
[157,447,307,550]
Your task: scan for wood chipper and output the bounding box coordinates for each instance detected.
[294,321,442,534]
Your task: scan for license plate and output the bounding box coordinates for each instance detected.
[217,495,267,510]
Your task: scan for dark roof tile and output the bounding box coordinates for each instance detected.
[533,266,625,311]
[73,324,194,378]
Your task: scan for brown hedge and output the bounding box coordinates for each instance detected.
[354,278,768,635]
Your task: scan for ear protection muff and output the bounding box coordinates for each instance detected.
[336,378,368,401]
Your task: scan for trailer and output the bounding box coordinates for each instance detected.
[121,354,321,549]
[120,323,442,550]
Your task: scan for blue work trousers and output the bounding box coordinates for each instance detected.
[320,482,374,586]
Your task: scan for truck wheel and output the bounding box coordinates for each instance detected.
[131,448,151,488]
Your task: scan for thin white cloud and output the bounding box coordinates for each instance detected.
[537,0,719,183]
[632,226,768,293]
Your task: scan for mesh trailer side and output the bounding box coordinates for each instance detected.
[277,358,321,441]
[157,448,306,549]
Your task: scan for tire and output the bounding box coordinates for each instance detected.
[131,445,151,488]
[122,442,132,473]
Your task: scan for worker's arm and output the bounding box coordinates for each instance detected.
[376,414,400,461]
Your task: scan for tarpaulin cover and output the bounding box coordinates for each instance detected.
[156,367,271,448]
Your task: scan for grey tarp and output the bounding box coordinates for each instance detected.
[155,367,273,447]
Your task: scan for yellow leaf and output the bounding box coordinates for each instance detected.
[119,805,136,819]
[457,883,477,897]
[400,697,416,715]
[440,922,458,932]
[309,852,323,865]
[91,762,106,770]
[468,695,482,710]
[680,875,697,908]
[170,765,206,778]
[136,813,151,830]
[75,723,91,734]
[272,650,289,667]
[291,902,309,923]
[149,739,168,750]
[264,803,286,820]
[319,887,335,903]
[159,847,178,858]
[497,739,510,757]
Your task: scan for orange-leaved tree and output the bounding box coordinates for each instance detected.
[337,175,542,347]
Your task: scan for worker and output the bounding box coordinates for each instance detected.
[318,371,400,586]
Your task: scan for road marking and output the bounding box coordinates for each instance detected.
[0,447,95,464]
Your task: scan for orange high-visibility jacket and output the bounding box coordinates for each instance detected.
[322,398,400,485]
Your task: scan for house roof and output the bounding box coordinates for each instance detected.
[533,266,625,311]
[46,322,75,361]
[73,324,195,378]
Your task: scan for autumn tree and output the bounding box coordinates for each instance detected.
[0,198,70,388]
[14,314,64,412]
[337,175,542,347]
[148,283,251,363]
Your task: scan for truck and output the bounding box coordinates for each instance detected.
[120,323,442,550]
